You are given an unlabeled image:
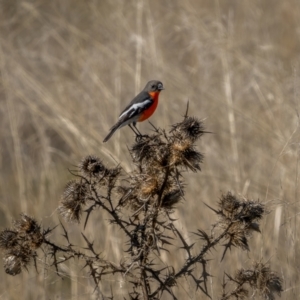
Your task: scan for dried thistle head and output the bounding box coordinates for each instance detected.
[3,249,31,276]
[214,193,265,258]
[219,192,241,216]
[121,173,158,210]
[0,214,43,276]
[131,136,155,162]
[0,230,18,250]
[28,230,43,250]
[254,262,283,300]
[58,180,88,222]
[218,192,265,225]
[13,214,40,234]
[140,176,159,199]
[169,119,204,172]
[240,201,265,223]
[236,268,256,284]
[171,139,191,153]
[131,135,170,170]
[80,155,108,178]
[171,146,203,172]
[4,253,23,276]
[121,170,183,212]
[169,139,203,172]
[226,223,250,251]
[171,117,205,142]
[12,214,43,250]
[235,262,283,300]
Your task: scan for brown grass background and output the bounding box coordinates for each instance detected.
[0,0,300,299]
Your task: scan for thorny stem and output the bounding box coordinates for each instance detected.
[141,267,150,300]
[44,238,97,263]
[138,166,171,296]
[90,184,131,238]
[150,222,234,297]
[176,222,234,278]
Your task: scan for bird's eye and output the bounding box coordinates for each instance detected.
[151,85,155,89]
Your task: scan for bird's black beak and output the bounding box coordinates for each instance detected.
[158,84,164,90]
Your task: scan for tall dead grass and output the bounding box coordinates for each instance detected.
[0,0,299,299]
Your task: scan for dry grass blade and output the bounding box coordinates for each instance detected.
[1,1,293,294]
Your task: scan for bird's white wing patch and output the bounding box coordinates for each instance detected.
[119,99,152,120]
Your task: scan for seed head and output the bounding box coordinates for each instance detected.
[3,249,31,276]
[3,254,22,276]
[169,139,203,172]
[226,223,249,251]
[140,176,159,198]
[171,117,205,142]
[236,262,283,300]
[80,155,108,178]
[59,180,88,222]
[13,214,40,234]
[0,230,18,250]
[131,135,170,170]
[218,192,265,223]
[254,262,283,299]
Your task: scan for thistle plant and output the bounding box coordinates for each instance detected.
[0,113,282,299]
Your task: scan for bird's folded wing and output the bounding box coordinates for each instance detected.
[118,96,153,122]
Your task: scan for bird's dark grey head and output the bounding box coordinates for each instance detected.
[144,80,164,92]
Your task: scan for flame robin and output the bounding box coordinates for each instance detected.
[103,80,164,142]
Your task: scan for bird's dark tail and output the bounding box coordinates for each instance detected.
[103,123,121,143]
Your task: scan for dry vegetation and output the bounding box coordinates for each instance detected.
[0,0,299,299]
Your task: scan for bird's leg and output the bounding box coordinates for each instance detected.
[128,124,141,137]
[130,123,143,142]
[133,122,143,136]
[128,123,147,141]
[133,122,149,140]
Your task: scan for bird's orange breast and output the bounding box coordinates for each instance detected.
[138,91,160,122]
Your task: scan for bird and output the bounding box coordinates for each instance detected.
[103,80,164,142]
